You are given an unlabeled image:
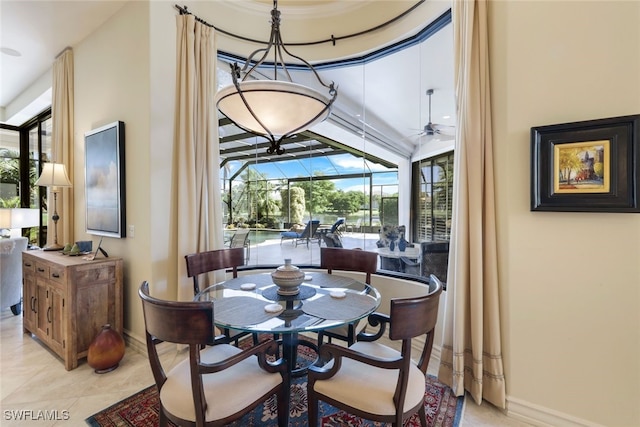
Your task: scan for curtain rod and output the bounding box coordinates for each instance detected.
[55,46,72,59]
[174,1,425,47]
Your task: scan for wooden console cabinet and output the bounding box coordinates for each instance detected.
[22,250,123,371]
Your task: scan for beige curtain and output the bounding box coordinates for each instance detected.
[173,15,222,302]
[51,48,74,247]
[437,0,506,408]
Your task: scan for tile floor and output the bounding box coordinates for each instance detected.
[0,307,529,426]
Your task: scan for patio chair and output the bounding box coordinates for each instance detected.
[328,218,345,235]
[280,220,320,248]
[227,228,250,263]
[319,218,345,247]
[346,218,362,233]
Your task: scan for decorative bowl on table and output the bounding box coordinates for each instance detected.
[271,259,305,295]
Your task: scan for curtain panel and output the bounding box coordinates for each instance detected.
[438,0,506,408]
[51,48,74,247]
[173,15,223,302]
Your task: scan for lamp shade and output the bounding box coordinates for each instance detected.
[35,163,72,188]
[0,208,40,229]
[216,80,333,137]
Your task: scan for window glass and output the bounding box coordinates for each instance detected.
[413,152,454,242]
[0,128,21,207]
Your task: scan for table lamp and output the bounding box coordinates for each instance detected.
[35,162,72,251]
[0,208,40,238]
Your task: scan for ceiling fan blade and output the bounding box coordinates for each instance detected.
[432,123,456,136]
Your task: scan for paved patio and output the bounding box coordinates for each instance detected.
[245,232,381,268]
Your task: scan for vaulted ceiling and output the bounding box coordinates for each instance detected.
[1,0,455,163]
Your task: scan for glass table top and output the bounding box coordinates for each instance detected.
[195,271,381,334]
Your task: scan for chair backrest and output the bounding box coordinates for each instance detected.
[300,220,320,238]
[329,218,345,233]
[184,247,244,295]
[139,281,215,345]
[389,274,443,373]
[229,228,250,248]
[320,247,377,284]
[321,232,343,248]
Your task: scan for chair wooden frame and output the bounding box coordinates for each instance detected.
[185,247,255,345]
[139,281,290,427]
[307,275,443,427]
[185,247,244,295]
[317,247,378,346]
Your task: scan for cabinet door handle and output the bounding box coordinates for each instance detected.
[33,298,37,313]
[30,296,35,312]
[47,307,52,323]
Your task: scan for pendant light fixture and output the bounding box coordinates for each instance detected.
[215,0,338,155]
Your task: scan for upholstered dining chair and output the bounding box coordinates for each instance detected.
[185,247,244,295]
[139,281,290,427]
[317,247,378,346]
[307,274,443,427]
[184,247,256,345]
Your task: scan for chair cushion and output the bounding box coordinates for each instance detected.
[160,344,282,422]
[281,231,300,238]
[312,341,425,416]
[376,225,406,248]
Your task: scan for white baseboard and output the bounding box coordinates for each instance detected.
[123,329,147,355]
[507,396,605,427]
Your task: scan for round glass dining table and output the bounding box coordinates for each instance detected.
[195,271,381,375]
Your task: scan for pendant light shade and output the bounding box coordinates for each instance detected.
[215,0,338,155]
[216,81,333,137]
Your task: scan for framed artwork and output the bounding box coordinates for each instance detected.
[84,121,126,237]
[531,114,639,212]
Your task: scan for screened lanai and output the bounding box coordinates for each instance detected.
[209,4,455,271]
[220,119,399,233]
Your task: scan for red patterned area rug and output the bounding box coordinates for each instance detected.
[85,374,463,427]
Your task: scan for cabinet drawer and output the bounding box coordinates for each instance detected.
[22,257,36,273]
[49,265,66,284]
[75,264,116,284]
[35,262,50,278]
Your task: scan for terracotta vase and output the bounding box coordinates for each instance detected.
[87,324,125,373]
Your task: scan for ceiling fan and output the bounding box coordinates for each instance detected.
[419,88,456,137]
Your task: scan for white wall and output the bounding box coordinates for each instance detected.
[73,1,151,344]
[489,1,640,426]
